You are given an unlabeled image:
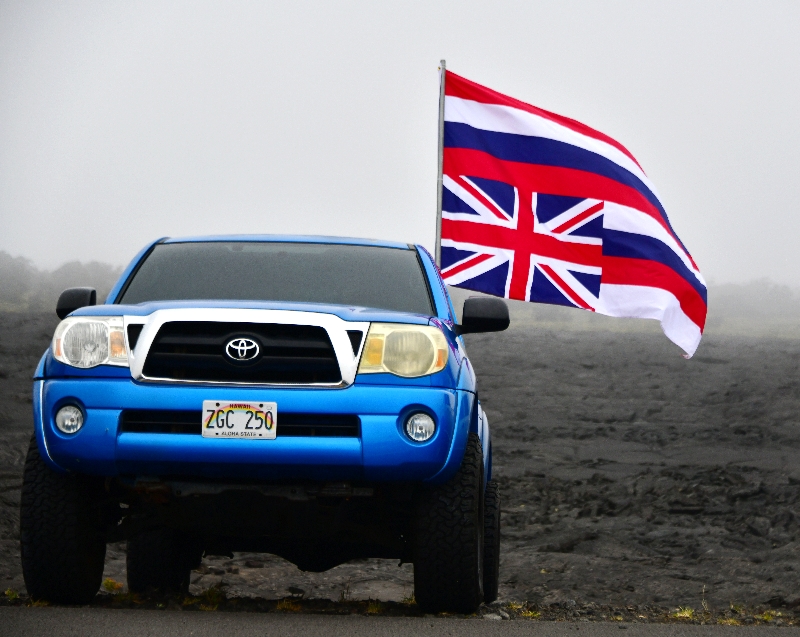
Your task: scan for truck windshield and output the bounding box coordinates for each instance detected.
[118,242,434,315]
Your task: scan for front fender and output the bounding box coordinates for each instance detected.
[32,380,67,474]
[422,349,484,485]
[423,388,474,485]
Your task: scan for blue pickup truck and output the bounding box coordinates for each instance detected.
[20,235,509,613]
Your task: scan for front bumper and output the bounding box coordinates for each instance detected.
[33,379,474,484]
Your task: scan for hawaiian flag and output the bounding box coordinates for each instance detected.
[439,71,707,357]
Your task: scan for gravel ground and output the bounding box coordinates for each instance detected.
[0,311,798,622]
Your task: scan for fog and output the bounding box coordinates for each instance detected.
[0,251,122,312]
[1,1,799,286]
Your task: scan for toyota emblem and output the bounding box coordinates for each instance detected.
[225,337,260,361]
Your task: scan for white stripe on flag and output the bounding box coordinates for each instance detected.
[445,96,661,204]
[597,283,702,357]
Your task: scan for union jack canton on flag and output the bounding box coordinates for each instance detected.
[438,70,707,357]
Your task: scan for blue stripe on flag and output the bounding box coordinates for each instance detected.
[444,122,678,241]
[602,229,707,303]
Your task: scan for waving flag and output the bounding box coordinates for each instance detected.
[436,67,706,357]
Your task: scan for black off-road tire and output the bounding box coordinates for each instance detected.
[20,436,107,604]
[413,433,484,613]
[127,527,201,595]
[483,479,501,603]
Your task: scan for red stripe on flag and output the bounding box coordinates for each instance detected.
[444,71,644,171]
[441,252,495,279]
[601,256,707,331]
[550,201,605,234]
[443,148,678,244]
[538,264,593,310]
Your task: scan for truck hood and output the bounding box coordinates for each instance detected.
[69,300,434,325]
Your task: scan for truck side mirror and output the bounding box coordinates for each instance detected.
[455,297,510,335]
[56,287,97,319]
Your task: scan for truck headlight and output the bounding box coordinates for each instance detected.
[357,323,448,378]
[52,317,129,368]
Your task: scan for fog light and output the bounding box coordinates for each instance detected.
[405,412,435,442]
[55,405,83,434]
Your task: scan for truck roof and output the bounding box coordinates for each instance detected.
[162,234,414,250]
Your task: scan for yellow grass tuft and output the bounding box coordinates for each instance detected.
[366,600,384,614]
[401,592,416,606]
[718,618,741,625]
[102,578,124,594]
[672,607,695,619]
[199,583,226,607]
[109,592,144,605]
[277,598,302,612]
[755,611,780,622]
[4,588,19,601]
[28,599,49,607]
[520,609,541,619]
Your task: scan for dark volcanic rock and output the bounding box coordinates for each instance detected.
[468,325,800,609]
[0,311,798,610]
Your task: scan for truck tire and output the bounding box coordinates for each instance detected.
[413,433,484,613]
[20,436,107,604]
[127,527,200,595]
[483,480,501,603]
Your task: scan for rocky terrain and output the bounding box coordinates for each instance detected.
[0,309,798,614]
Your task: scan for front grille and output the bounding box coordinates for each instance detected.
[127,324,144,351]
[120,410,360,438]
[142,321,341,384]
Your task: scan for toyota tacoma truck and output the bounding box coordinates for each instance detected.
[20,235,509,613]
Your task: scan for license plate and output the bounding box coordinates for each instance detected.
[202,401,277,439]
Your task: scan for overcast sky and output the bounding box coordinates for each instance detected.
[1,1,798,285]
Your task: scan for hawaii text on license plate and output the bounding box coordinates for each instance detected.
[202,400,276,439]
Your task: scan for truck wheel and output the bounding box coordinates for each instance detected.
[127,527,200,595]
[483,480,501,603]
[413,433,484,613]
[20,436,107,604]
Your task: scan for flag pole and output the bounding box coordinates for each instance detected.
[435,59,446,267]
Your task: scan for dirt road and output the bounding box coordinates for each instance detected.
[2,606,793,637]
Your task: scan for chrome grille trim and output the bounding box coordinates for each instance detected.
[125,309,369,387]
